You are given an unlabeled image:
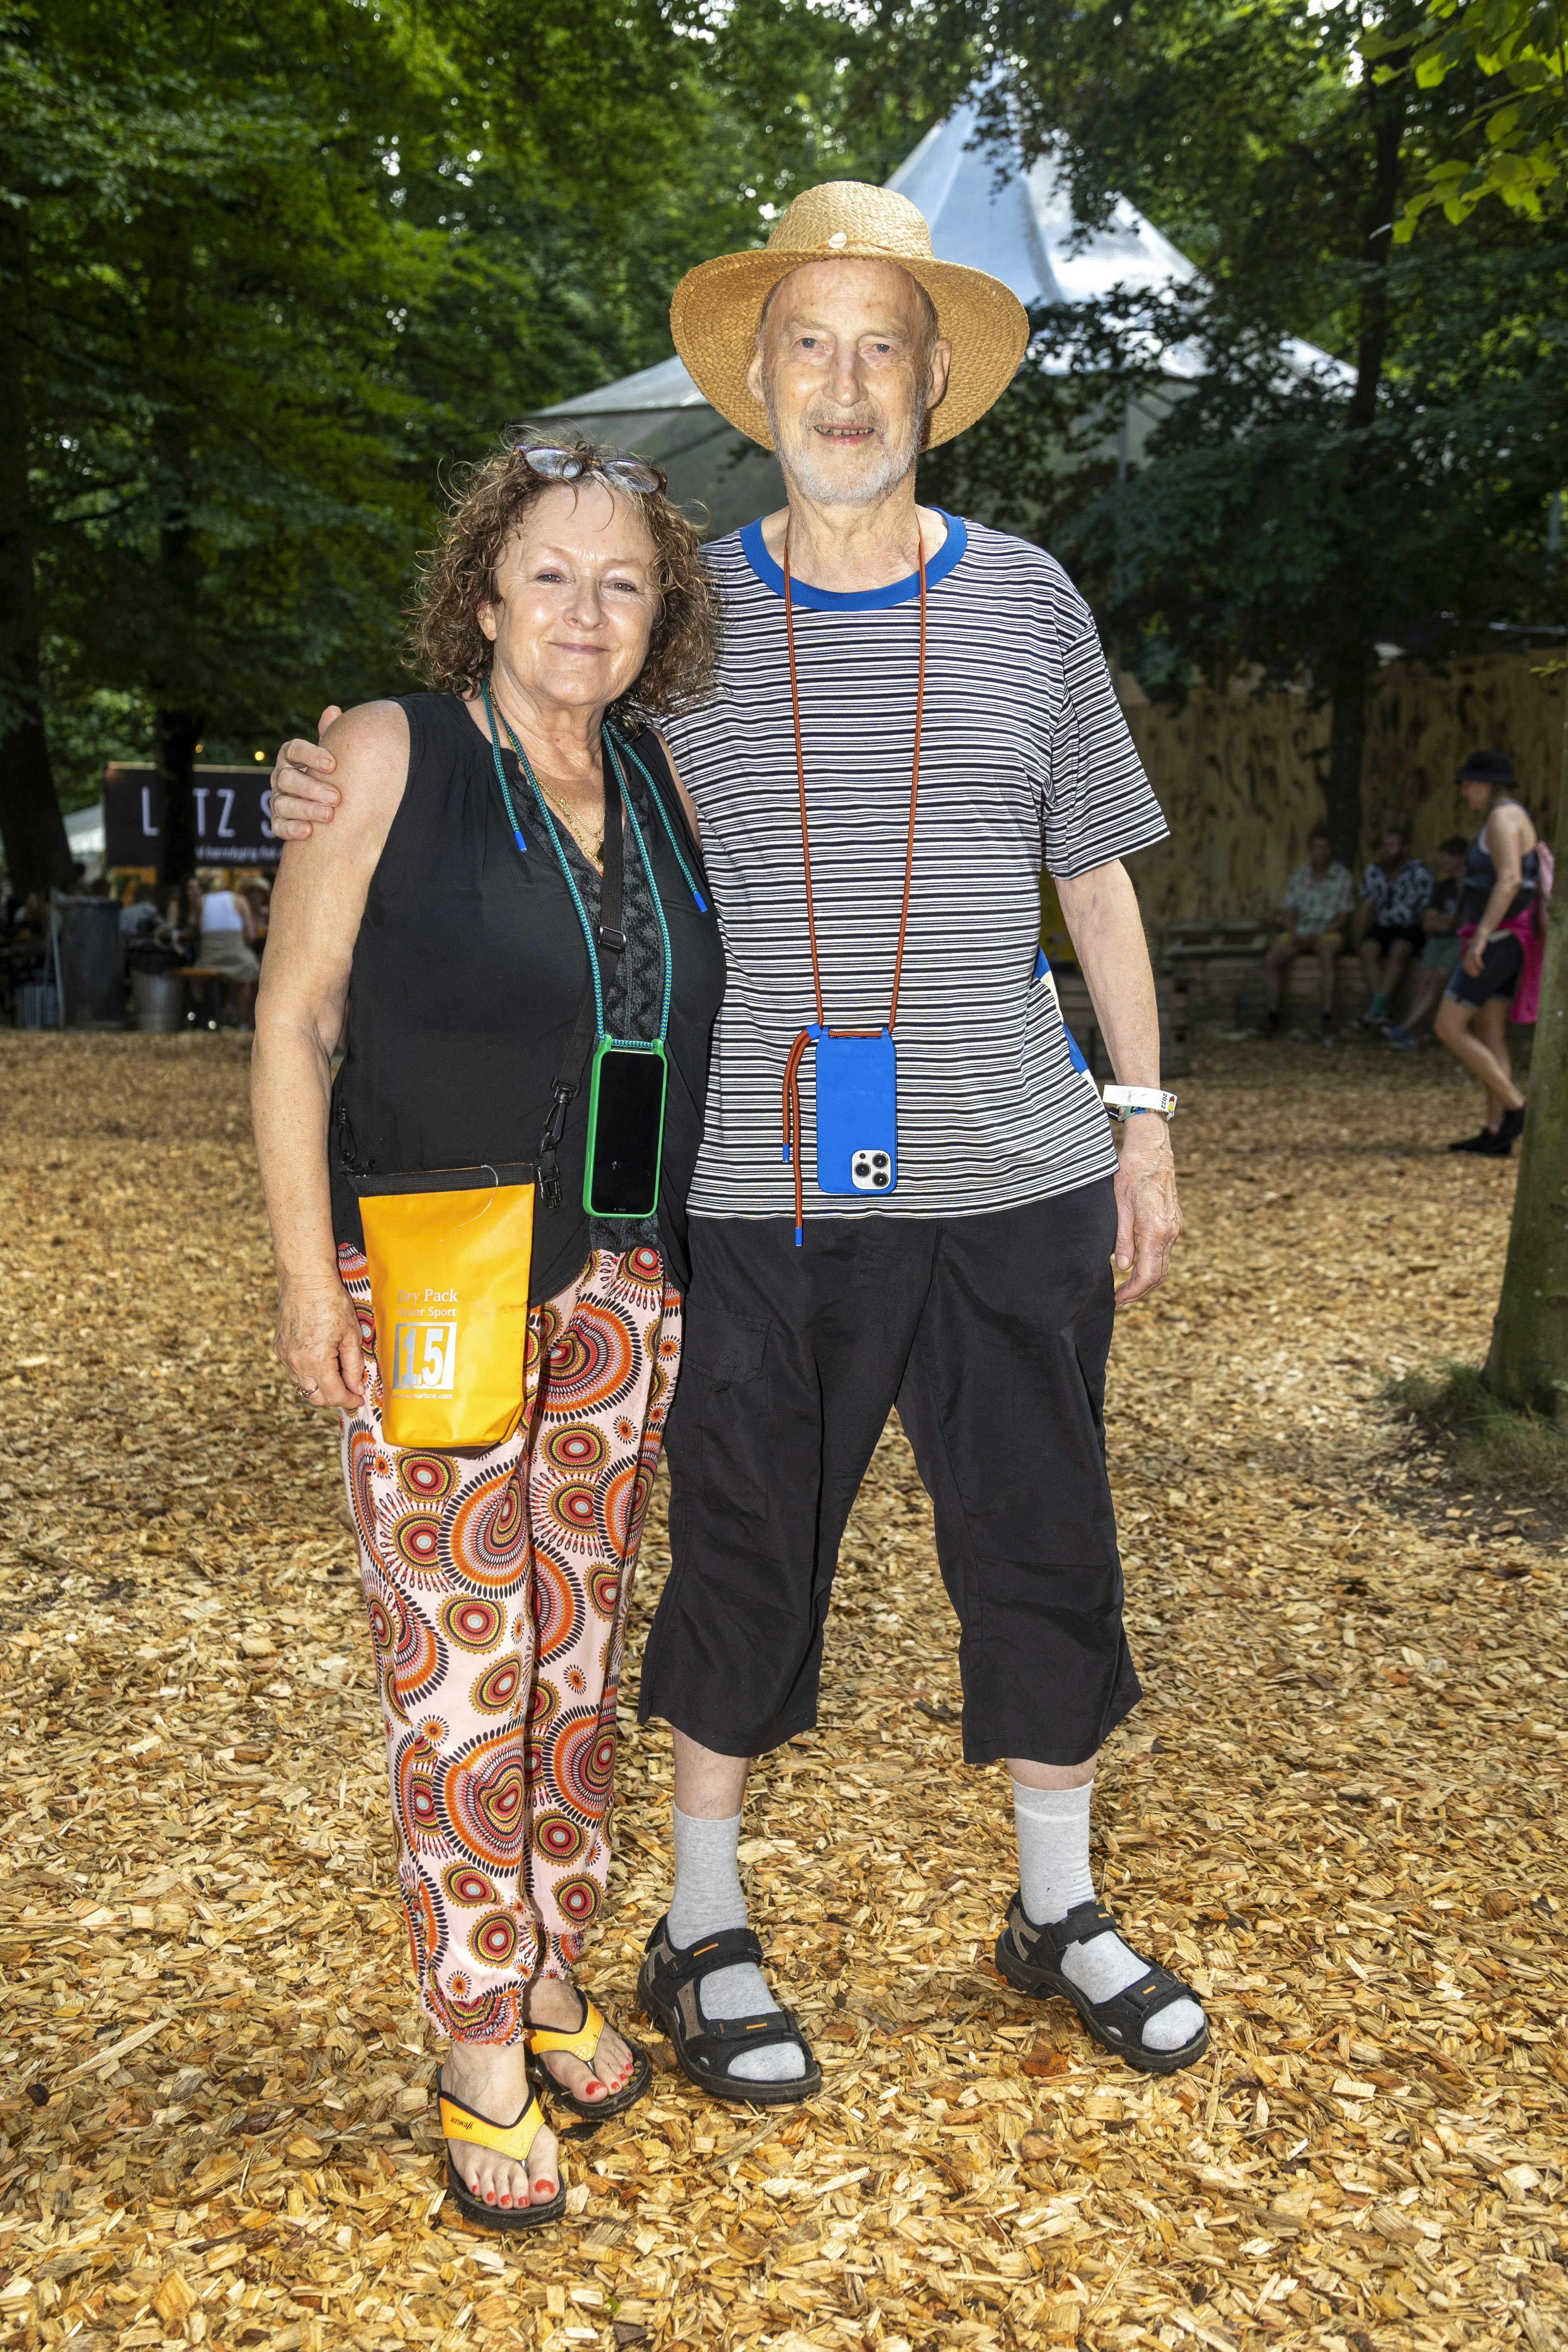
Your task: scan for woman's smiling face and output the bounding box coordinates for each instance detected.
[480,478,660,715]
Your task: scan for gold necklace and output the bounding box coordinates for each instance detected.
[485,690,606,864]
[533,776,604,867]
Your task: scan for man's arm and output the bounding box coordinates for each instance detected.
[268,706,703,849]
[1280,880,1315,942]
[1056,858,1180,1307]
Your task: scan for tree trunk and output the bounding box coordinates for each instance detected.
[155,707,202,889]
[0,210,73,897]
[1320,45,1407,869]
[1485,686,1568,1421]
[1322,641,1373,873]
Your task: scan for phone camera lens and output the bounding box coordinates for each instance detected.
[874,1171,889,1187]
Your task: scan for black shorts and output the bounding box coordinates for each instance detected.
[1445,931,1524,1008]
[1366,921,1425,955]
[638,1182,1140,1767]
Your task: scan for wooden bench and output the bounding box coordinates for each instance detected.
[1161,920,1388,1031]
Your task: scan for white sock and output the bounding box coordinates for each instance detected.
[666,1808,804,2083]
[1011,1777,1204,2056]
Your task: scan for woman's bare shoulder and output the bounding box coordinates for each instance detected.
[1490,799,1537,852]
[321,698,410,771]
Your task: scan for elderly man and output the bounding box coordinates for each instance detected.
[266,181,1207,2096]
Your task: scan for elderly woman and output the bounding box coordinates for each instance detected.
[251,434,723,2230]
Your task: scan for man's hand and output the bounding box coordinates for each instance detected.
[269,706,344,840]
[1111,1115,1181,1306]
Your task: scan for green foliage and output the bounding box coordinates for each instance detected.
[913,0,1568,859]
[931,238,1568,690]
[1363,0,1567,235]
[1,0,930,880]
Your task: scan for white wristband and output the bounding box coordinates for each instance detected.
[1103,1085,1177,1121]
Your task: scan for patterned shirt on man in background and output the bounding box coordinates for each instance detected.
[1283,861,1355,937]
[1360,856,1434,933]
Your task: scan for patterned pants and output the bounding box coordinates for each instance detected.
[338,1240,682,2044]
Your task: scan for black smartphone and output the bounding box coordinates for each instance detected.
[584,1041,668,1218]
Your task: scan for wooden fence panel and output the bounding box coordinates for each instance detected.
[1121,649,1564,930]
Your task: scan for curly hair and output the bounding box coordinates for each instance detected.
[404,432,719,724]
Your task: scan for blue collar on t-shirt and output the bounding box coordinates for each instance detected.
[738,511,968,610]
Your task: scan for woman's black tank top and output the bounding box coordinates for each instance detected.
[1458,810,1540,928]
[330,692,724,1303]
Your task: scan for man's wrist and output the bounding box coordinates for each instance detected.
[1104,1084,1177,1123]
[1116,1108,1173,1152]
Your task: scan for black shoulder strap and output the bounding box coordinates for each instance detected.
[537,757,623,1209]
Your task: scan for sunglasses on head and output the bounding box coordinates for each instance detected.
[503,429,667,497]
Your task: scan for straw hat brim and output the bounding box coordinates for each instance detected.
[669,248,1030,453]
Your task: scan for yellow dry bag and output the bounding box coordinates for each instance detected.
[352,1162,535,1449]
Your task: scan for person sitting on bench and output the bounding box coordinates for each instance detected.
[1265,824,1355,1042]
[1354,824,1432,1029]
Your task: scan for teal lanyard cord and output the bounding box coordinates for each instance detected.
[603,733,674,1047]
[608,727,709,914]
[480,680,671,1047]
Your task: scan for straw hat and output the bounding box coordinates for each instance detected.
[669,180,1029,453]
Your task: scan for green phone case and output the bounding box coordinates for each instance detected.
[583,1036,668,1219]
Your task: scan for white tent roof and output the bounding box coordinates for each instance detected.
[888,105,1203,335]
[542,98,1340,527]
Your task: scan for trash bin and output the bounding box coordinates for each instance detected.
[59,895,126,1026]
[132,967,187,1033]
[16,981,60,1030]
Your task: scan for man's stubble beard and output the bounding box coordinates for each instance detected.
[764,372,930,509]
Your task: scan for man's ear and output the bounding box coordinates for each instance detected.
[926,339,953,410]
[745,343,766,405]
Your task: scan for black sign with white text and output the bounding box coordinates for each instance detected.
[103,765,282,869]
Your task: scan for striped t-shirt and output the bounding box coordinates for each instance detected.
[662,512,1169,1222]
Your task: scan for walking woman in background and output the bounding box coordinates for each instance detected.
[251,433,723,2228]
[1437,749,1541,1156]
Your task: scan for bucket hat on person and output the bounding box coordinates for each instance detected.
[1457,748,1517,787]
[669,180,1029,453]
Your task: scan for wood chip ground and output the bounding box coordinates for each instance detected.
[0,1030,1563,2352]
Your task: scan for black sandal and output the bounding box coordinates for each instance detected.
[994,1894,1210,2076]
[527,1989,652,2122]
[637,1916,822,2106]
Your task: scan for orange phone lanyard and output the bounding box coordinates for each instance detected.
[780,521,928,1238]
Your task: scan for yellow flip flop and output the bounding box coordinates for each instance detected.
[438,2072,566,2232]
[528,1990,652,2120]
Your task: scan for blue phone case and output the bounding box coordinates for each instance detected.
[1035,948,1093,1079]
[812,1026,898,1195]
